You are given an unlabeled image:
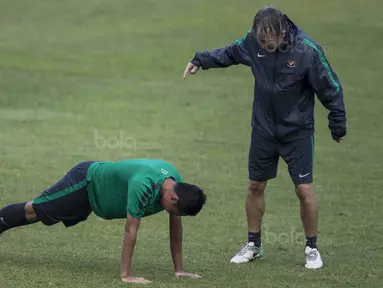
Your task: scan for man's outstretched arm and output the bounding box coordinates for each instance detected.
[183,30,252,79]
[121,214,151,284]
[169,214,201,279]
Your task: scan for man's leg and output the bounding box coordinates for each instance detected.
[32,161,94,228]
[280,135,323,269]
[246,180,267,247]
[296,183,322,269]
[230,130,278,264]
[1,161,94,235]
[296,184,318,246]
[0,201,39,234]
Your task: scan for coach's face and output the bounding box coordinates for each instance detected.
[258,30,286,52]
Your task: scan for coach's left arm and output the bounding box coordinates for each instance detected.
[307,42,347,142]
[169,215,201,279]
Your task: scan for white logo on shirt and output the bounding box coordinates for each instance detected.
[161,168,168,175]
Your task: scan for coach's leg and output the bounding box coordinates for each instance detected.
[0,201,38,234]
[281,135,323,269]
[246,180,267,245]
[296,184,318,244]
[230,180,267,264]
[296,183,322,269]
[230,130,278,264]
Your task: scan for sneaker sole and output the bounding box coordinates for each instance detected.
[231,253,264,264]
[305,263,323,269]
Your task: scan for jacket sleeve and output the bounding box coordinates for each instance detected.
[307,45,346,133]
[191,30,252,69]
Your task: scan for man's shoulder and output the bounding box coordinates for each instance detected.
[125,158,173,167]
[295,29,326,55]
[128,160,176,181]
[113,159,168,174]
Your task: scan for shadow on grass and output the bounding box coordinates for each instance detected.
[0,251,115,272]
[0,250,173,280]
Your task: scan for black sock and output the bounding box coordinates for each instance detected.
[248,231,261,247]
[0,203,30,234]
[306,236,317,249]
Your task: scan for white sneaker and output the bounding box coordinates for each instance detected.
[305,246,323,269]
[230,242,264,264]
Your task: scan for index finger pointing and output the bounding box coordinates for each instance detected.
[183,64,192,80]
[183,68,189,80]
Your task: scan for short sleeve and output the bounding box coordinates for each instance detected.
[175,173,183,183]
[126,177,153,219]
[158,163,183,183]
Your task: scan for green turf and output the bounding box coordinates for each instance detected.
[1,0,382,287]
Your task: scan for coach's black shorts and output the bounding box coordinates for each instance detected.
[32,161,95,227]
[248,130,314,185]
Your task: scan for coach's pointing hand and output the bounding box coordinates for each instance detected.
[122,276,152,284]
[183,62,200,79]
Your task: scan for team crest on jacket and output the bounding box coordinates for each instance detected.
[287,60,296,68]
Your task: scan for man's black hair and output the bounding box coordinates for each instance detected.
[175,183,206,216]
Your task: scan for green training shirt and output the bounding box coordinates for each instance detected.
[86,159,183,220]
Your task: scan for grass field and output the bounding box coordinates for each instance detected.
[1,0,383,287]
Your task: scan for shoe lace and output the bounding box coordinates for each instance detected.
[237,243,252,256]
[307,250,318,261]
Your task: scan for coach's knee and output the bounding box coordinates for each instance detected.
[248,181,266,197]
[296,184,316,203]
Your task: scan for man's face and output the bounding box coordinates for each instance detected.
[257,30,286,52]
[160,192,182,216]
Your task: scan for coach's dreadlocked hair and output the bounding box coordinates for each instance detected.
[252,6,297,45]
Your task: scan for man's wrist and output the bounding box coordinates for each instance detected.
[191,58,201,67]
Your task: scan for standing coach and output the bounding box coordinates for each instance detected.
[183,6,346,269]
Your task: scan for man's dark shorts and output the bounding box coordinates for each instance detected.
[248,130,314,185]
[32,161,95,227]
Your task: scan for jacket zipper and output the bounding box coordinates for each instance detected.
[271,50,278,138]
